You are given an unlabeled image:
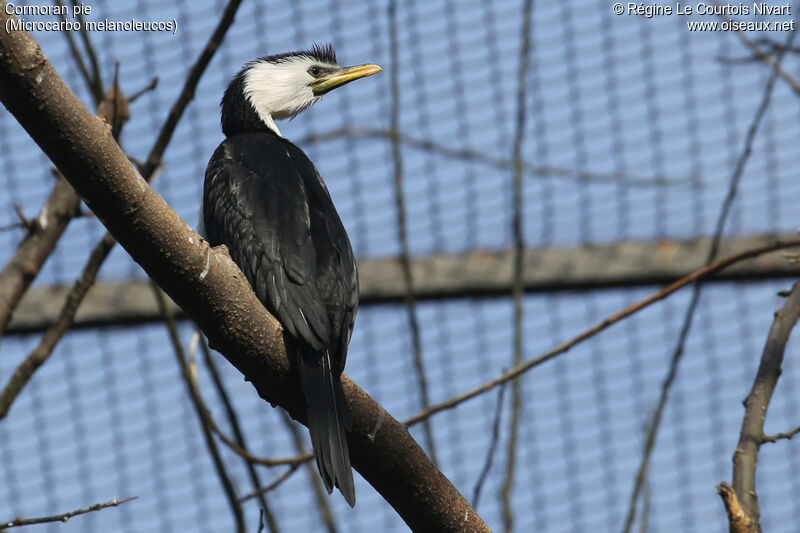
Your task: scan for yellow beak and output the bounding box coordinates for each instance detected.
[311,64,382,95]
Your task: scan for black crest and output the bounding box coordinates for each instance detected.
[262,43,338,65]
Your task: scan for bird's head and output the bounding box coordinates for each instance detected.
[221,44,381,137]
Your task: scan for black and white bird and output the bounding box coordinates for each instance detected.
[203,44,381,506]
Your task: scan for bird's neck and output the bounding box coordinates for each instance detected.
[221,74,283,137]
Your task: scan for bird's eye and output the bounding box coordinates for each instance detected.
[308,66,321,77]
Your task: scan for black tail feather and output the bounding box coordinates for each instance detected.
[297,345,355,506]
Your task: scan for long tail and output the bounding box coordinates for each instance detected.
[297,345,355,506]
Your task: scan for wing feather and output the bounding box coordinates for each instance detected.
[203,134,340,349]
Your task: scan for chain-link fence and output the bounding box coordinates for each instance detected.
[1,1,800,531]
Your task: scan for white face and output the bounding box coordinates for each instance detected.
[243,57,334,127]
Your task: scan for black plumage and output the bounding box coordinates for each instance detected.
[203,46,378,506]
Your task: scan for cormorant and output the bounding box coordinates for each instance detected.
[203,44,381,506]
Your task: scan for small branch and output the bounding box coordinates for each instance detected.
[179,341,313,468]
[53,0,94,99]
[503,0,534,530]
[280,413,338,533]
[387,0,437,465]
[240,465,302,503]
[96,63,130,139]
[472,382,507,508]
[403,235,800,427]
[140,0,244,177]
[12,204,34,232]
[0,233,116,419]
[216,431,312,467]
[1,496,137,529]
[200,335,281,533]
[128,77,159,103]
[151,284,246,533]
[0,174,81,337]
[69,0,104,102]
[298,127,690,189]
[716,7,800,96]
[762,425,800,444]
[724,281,800,528]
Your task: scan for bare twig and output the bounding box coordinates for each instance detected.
[714,5,800,96]
[53,0,94,96]
[151,284,246,533]
[69,0,103,102]
[472,382,507,508]
[388,0,437,463]
[176,347,313,468]
[762,425,800,444]
[240,465,302,503]
[0,222,22,232]
[11,204,34,232]
[0,233,116,419]
[403,235,800,427]
[0,175,81,338]
[1,496,137,529]
[141,0,244,177]
[200,335,281,533]
[299,127,691,188]
[218,432,313,467]
[280,413,338,533]
[622,30,794,532]
[96,63,130,139]
[175,353,314,467]
[503,0,534,530]
[128,77,159,103]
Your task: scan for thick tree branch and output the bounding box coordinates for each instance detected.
[0,8,487,532]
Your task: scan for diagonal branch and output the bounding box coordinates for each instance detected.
[0,8,488,532]
[403,235,800,426]
[0,173,81,337]
[0,232,115,419]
